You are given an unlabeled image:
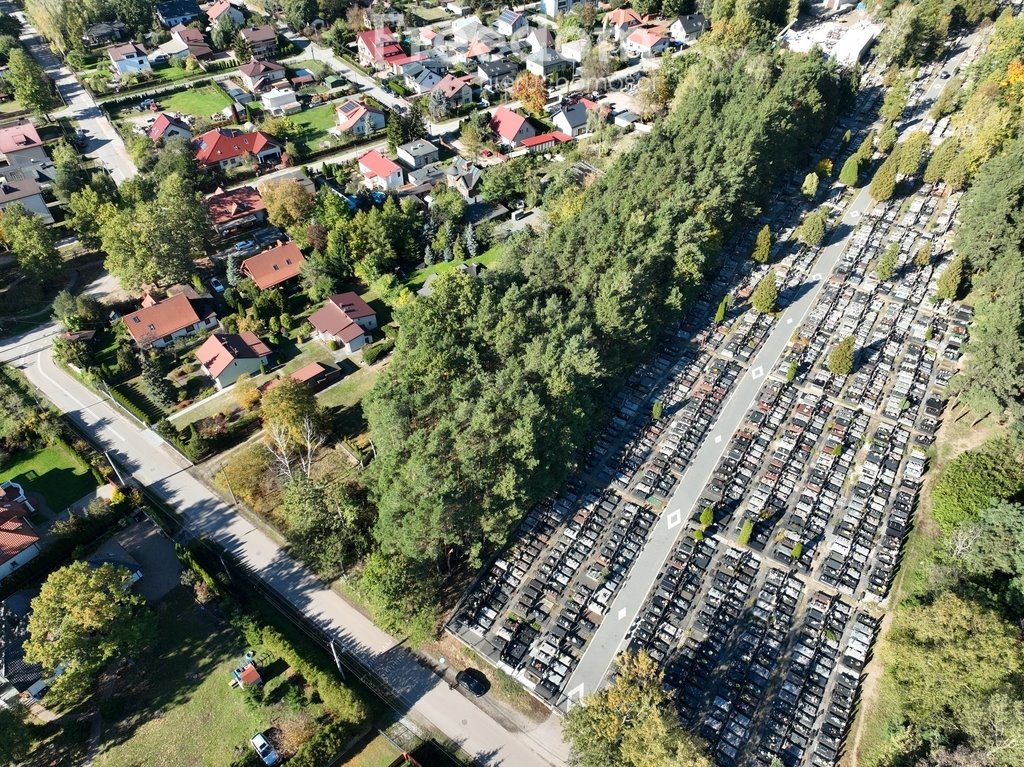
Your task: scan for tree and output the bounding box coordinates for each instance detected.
[427,89,452,121]
[875,243,899,281]
[839,154,860,186]
[261,377,322,443]
[68,185,106,248]
[700,506,714,528]
[878,126,898,155]
[791,541,803,560]
[751,225,771,263]
[925,136,959,183]
[856,129,876,161]
[235,373,261,411]
[798,209,826,246]
[51,289,103,331]
[0,11,22,37]
[935,254,965,300]
[751,270,777,314]
[738,519,753,545]
[6,48,51,114]
[262,178,315,230]
[233,31,253,61]
[828,336,855,376]
[563,651,711,767]
[0,706,33,764]
[786,361,798,381]
[870,155,899,201]
[282,0,318,30]
[141,355,175,407]
[915,242,933,268]
[0,203,60,286]
[511,72,547,117]
[714,296,728,324]
[464,223,478,258]
[211,12,239,49]
[24,561,155,704]
[898,131,931,177]
[580,45,613,91]
[652,399,663,421]
[460,117,484,159]
[801,171,819,199]
[386,111,426,154]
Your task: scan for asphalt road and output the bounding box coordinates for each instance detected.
[5,4,138,185]
[0,321,568,767]
[562,184,876,705]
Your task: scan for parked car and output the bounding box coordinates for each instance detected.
[209,277,225,293]
[455,668,489,697]
[250,733,279,766]
[233,239,257,252]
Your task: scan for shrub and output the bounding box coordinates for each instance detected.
[287,719,361,767]
[362,338,394,364]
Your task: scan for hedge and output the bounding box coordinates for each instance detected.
[108,385,155,425]
[287,719,362,767]
[361,338,394,365]
[259,626,368,724]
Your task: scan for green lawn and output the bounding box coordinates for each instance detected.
[292,102,342,149]
[406,245,504,290]
[341,732,402,767]
[159,84,233,118]
[317,363,383,409]
[0,443,98,512]
[93,588,315,767]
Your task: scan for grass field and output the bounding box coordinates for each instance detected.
[406,245,504,290]
[94,588,325,767]
[317,363,383,409]
[0,443,98,512]
[292,102,342,150]
[160,84,233,118]
[341,731,402,767]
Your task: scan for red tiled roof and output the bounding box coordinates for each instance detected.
[357,27,403,62]
[196,332,270,379]
[606,7,642,26]
[108,42,147,62]
[241,241,305,289]
[193,129,280,166]
[358,150,401,180]
[149,112,191,142]
[490,107,529,142]
[239,59,283,78]
[172,24,205,44]
[520,131,571,148]
[628,26,668,48]
[0,121,42,155]
[207,0,238,22]
[0,517,38,567]
[204,185,265,225]
[122,292,207,345]
[433,73,474,100]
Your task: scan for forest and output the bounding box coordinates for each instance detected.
[361,49,854,625]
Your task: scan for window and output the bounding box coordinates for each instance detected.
[132,316,141,323]
[148,323,156,331]
[285,258,292,265]
[272,264,280,271]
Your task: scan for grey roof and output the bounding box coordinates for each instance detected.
[409,163,448,185]
[399,139,439,158]
[525,48,567,67]
[477,59,519,78]
[553,101,589,130]
[675,13,708,35]
[155,0,199,19]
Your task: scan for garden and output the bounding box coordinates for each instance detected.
[159,83,234,118]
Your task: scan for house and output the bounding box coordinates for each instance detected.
[540,0,577,17]
[446,1,472,16]
[148,112,193,143]
[358,150,404,191]
[308,292,378,353]
[238,59,286,92]
[397,139,439,169]
[495,8,527,37]
[0,174,53,224]
[356,27,404,69]
[521,131,571,152]
[525,48,570,79]
[604,7,643,40]
[86,539,143,584]
[196,332,271,389]
[83,21,126,47]
[261,360,342,394]
[155,0,200,28]
[432,73,475,106]
[334,99,386,136]
[233,658,262,688]
[204,185,266,236]
[526,27,554,53]
[404,62,444,95]
[476,59,519,91]
[122,290,218,348]
[408,163,447,186]
[490,106,537,148]
[238,25,278,58]
[551,101,589,137]
[446,157,482,202]
[560,38,590,63]
[262,87,301,115]
[193,128,282,170]
[454,37,495,66]
[670,13,708,45]
[207,0,245,28]
[418,28,440,48]
[626,27,670,57]
[0,121,47,167]
[241,241,306,289]
[108,42,152,77]
[0,482,40,581]
[170,24,213,58]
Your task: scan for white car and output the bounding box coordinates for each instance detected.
[251,733,279,766]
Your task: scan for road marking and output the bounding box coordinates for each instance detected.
[811,272,823,282]
[565,683,585,702]
[714,434,722,444]
[787,317,794,325]
[108,428,125,442]
[35,352,87,409]
[618,608,627,620]
[850,211,860,219]
[667,510,682,529]
[751,366,764,380]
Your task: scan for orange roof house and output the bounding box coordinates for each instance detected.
[195,332,271,388]
[240,241,306,289]
[122,291,218,348]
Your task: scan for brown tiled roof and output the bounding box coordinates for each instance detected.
[240,241,305,289]
[204,185,265,224]
[122,292,209,345]
[0,121,42,155]
[195,332,270,378]
[239,24,276,43]
[308,291,375,343]
[0,517,38,567]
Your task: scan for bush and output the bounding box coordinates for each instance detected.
[361,338,394,364]
[932,439,1024,532]
[287,719,361,767]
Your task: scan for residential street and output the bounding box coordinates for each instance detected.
[5,3,138,184]
[0,320,568,767]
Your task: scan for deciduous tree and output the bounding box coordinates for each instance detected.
[511,72,547,117]
[0,203,60,286]
[828,336,855,376]
[262,178,315,230]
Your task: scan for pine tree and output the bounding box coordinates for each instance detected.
[714,296,728,324]
[786,361,798,382]
[801,172,819,200]
[875,244,899,281]
[751,225,771,263]
[791,541,803,560]
[751,270,778,314]
[226,252,240,286]
[424,245,435,266]
[738,519,753,546]
[915,242,932,268]
[700,506,714,528]
[464,223,478,258]
[828,336,855,376]
[870,156,899,201]
[141,355,175,408]
[936,254,965,300]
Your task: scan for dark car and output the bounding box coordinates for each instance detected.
[456,668,490,697]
